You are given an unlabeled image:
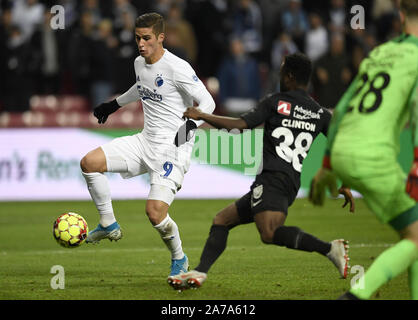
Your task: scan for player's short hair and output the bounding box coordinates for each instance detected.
[282,53,312,86]
[135,12,165,36]
[401,0,418,18]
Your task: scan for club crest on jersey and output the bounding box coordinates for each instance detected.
[155,74,164,87]
[253,184,263,199]
[251,184,263,207]
[277,101,292,116]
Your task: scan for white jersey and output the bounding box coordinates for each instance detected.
[116,49,215,145]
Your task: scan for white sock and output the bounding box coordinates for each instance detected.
[154,214,184,260]
[82,171,116,227]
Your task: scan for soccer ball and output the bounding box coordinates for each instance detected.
[53,212,89,248]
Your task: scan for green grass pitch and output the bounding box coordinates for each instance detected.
[0,198,410,300]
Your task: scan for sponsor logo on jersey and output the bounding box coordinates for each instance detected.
[282,119,316,132]
[155,74,164,87]
[137,85,163,102]
[277,101,292,116]
[192,74,199,82]
[293,105,321,120]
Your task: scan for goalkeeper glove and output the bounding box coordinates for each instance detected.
[406,147,418,201]
[93,99,120,124]
[174,120,197,147]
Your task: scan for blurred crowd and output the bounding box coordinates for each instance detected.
[0,0,404,115]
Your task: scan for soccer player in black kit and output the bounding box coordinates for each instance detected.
[168,53,355,291]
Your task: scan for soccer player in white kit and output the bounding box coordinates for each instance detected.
[79,13,215,281]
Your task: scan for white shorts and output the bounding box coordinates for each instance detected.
[101,132,192,204]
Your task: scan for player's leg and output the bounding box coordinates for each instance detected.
[168,202,243,290]
[146,197,186,263]
[334,159,418,299]
[252,169,349,278]
[254,210,349,278]
[254,210,329,255]
[250,171,331,254]
[146,143,196,282]
[194,202,242,273]
[80,147,123,242]
[81,134,144,243]
[146,184,189,279]
[346,217,418,300]
[402,220,418,299]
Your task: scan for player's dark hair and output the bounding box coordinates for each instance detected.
[401,0,418,18]
[282,53,312,86]
[135,12,165,36]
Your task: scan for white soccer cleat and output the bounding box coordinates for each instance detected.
[186,270,207,289]
[85,222,123,244]
[168,270,207,291]
[167,272,190,291]
[327,239,350,279]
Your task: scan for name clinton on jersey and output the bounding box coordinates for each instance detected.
[282,119,317,132]
[137,84,163,102]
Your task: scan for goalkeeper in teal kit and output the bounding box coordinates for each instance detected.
[310,0,418,299]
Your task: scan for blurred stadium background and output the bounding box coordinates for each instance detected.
[0,0,412,201]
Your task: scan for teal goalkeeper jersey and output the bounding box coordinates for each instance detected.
[328,34,418,159]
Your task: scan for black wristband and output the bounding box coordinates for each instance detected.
[109,99,121,111]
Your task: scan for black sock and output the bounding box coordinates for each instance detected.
[195,225,229,273]
[272,226,331,256]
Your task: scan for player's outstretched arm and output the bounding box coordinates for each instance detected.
[93,83,140,124]
[183,107,248,131]
[93,99,121,124]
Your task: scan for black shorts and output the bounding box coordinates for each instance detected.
[235,171,298,224]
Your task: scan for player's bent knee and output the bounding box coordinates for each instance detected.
[401,221,418,249]
[146,207,163,225]
[259,230,274,244]
[212,213,228,226]
[80,149,107,173]
[405,233,418,249]
[146,201,168,225]
[80,155,93,173]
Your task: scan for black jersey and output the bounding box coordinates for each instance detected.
[241,88,331,193]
